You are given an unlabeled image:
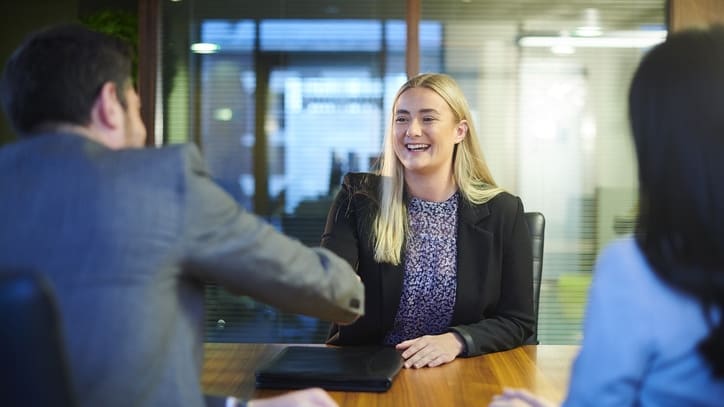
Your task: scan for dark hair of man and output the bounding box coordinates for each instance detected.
[630,25,724,378]
[0,24,132,135]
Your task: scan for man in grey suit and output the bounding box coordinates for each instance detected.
[0,24,363,407]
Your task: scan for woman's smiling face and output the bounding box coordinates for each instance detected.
[392,87,467,178]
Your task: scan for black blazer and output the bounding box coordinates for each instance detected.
[322,173,535,356]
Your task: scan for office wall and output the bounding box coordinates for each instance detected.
[670,0,724,30]
[0,0,79,145]
[0,0,136,145]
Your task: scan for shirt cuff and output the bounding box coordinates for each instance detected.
[226,397,247,407]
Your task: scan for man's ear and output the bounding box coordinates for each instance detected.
[89,82,125,148]
[455,120,468,144]
[93,82,123,129]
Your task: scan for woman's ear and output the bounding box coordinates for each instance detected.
[455,120,468,144]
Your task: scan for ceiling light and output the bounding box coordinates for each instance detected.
[190,43,220,54]
[518,30,666,49]
[575,26,602,37]
[576,8,602,37]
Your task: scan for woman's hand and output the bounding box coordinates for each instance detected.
[488,388,558,407]
[395,332,464,368]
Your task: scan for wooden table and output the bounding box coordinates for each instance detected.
[202,343,579,406]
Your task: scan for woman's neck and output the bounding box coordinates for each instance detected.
[404,170,457,202]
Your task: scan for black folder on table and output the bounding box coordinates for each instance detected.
[255,346,404,392]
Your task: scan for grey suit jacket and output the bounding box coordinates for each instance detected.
[0,132,364,407]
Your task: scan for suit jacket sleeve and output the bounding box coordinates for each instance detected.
[319,173,369,342]
[319,174,363,268]
[449,195,535,356]
[177,145,364,323]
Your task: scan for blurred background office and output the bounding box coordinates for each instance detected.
[2,0,722,346]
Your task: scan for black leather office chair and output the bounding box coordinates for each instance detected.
[0,271,77,407]
[524,212,546,345]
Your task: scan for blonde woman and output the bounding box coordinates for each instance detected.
[322,73,535,368]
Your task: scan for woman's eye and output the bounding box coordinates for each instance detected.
[395,116,408,123]
[423,116,436,122]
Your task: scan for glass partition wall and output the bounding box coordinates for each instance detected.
[159,0,665,344]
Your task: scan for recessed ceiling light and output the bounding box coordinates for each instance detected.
[518,30,667,49]
[576,8,602,37]
[190,43,220,54]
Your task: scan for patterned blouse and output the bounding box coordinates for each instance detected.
[384,191,459,345]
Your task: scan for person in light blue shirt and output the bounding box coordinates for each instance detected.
[560,237,724,406]
[490,25,724,407]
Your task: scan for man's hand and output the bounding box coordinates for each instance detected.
[395,332,464,368]
[335,275,363,326]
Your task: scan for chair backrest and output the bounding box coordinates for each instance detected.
[0,271,77,407]
[281,215,326,247]
[524,212,545,345]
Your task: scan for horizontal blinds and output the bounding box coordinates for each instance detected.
[419,0,663,344]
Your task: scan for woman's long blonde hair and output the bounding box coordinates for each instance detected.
[373,73,503,265]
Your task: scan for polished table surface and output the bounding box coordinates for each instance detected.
[201,343,579,406]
